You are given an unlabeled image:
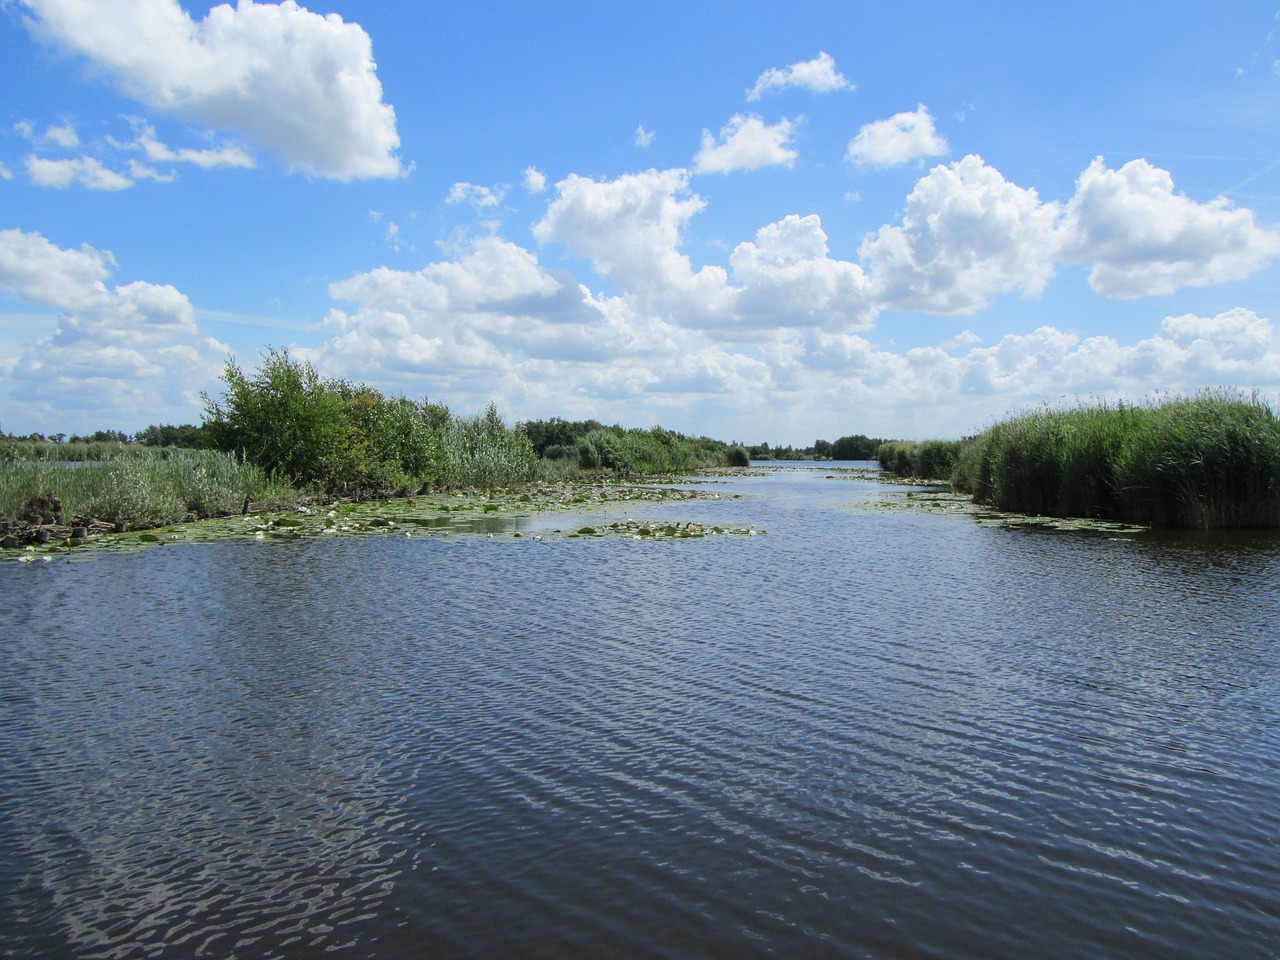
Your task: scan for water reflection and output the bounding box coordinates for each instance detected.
[2,465,1279,959]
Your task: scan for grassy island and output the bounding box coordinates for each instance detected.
[879,391,1280,529]
[1,349,750,549]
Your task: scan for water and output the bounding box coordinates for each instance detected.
[2,463,1278,959]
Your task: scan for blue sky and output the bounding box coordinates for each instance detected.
[2,0,1279,443]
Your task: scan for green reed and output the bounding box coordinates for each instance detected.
[957,391,1280,528]
[877,440,960,482]
[0,449,291,528]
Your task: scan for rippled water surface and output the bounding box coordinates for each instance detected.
[3,464,1279,959]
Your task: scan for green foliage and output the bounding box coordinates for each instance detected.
[876,440,960,482]
[747,434,883,461]
[202,349,459,493]
[203,349,357,488]
[440,402,538,489]
[831,434,881,460]
[522,417,606,457]
[136,423,215,448]
[0,449,286,527]
[726,445,751,467]
[571,425,734,475]
[956,391,1280,528]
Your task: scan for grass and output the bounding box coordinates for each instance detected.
[952,391,1280,528]
[876,439,960,482]
[0,450,293,528]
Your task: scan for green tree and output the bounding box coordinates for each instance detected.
[203,349,359,487]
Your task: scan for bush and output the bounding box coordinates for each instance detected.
[203,349,358,488]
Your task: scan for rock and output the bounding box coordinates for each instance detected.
[1,535,17,549]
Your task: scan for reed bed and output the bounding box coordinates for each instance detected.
[876,440,962,481]
[0,450,290,528]
[958,392,1280,528]
[0,439,157,463]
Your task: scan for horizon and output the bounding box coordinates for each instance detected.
[2,1,1279,447]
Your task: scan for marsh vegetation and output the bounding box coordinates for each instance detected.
[1,349,749,542]
[879,392,1280,528]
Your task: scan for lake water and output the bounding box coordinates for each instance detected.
[2,463,1278,959]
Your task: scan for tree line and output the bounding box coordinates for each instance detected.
[5,350,887,484]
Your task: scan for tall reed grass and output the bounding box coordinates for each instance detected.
[876,440,960,480]
[957,392,1280,528]
[0,450,290,528]
[0,439,155,463]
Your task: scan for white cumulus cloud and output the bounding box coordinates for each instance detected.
[747,51,854,101]
[693,114,798,174]
[846,104,949,167]
[42,123,80,148]
[522,166,547,193]
[0,228,229,430]
[533,168,732,320]
[128,121,255,169]
[730,214,874,331]
[860,154,1062,313]
[1058,157,1280,298]
[18,0,404,180]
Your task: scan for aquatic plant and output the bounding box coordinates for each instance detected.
[956,391,1280,528]
[0,449,287,527]
[440,403,538,489]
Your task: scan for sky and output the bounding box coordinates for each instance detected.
[2,1,1279,444]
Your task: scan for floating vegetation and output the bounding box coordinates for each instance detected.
[1,479,764,562]
[855,487,1149,536]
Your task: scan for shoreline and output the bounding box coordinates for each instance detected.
[1,478,762,562]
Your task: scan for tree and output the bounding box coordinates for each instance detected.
[202,349,359,487]
[832,434,880,460]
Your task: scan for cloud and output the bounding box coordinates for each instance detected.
[747,51,854,101]
[532,168,733,321]
[14,119,79,147]
[126,159,177,183]
[522,166,547,193]
[18,0,403,180]
[0,229,229,429]
[446,181,508,210]
[860,155,1062,313]
[635,123,655,148]
[1058,157,1280,297]
[24,154,133,190]
[314,236,639,407]
[729,214,874,331]
[0,228,115,309]
[42,122,79,148]
[693,114,797,174]
[846,104,949,167]
[532,170,880,335]
[127,121,254,169]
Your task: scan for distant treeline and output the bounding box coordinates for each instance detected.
[878,391,1280,529]
[747,434,883,461]
[5,350,887,479]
